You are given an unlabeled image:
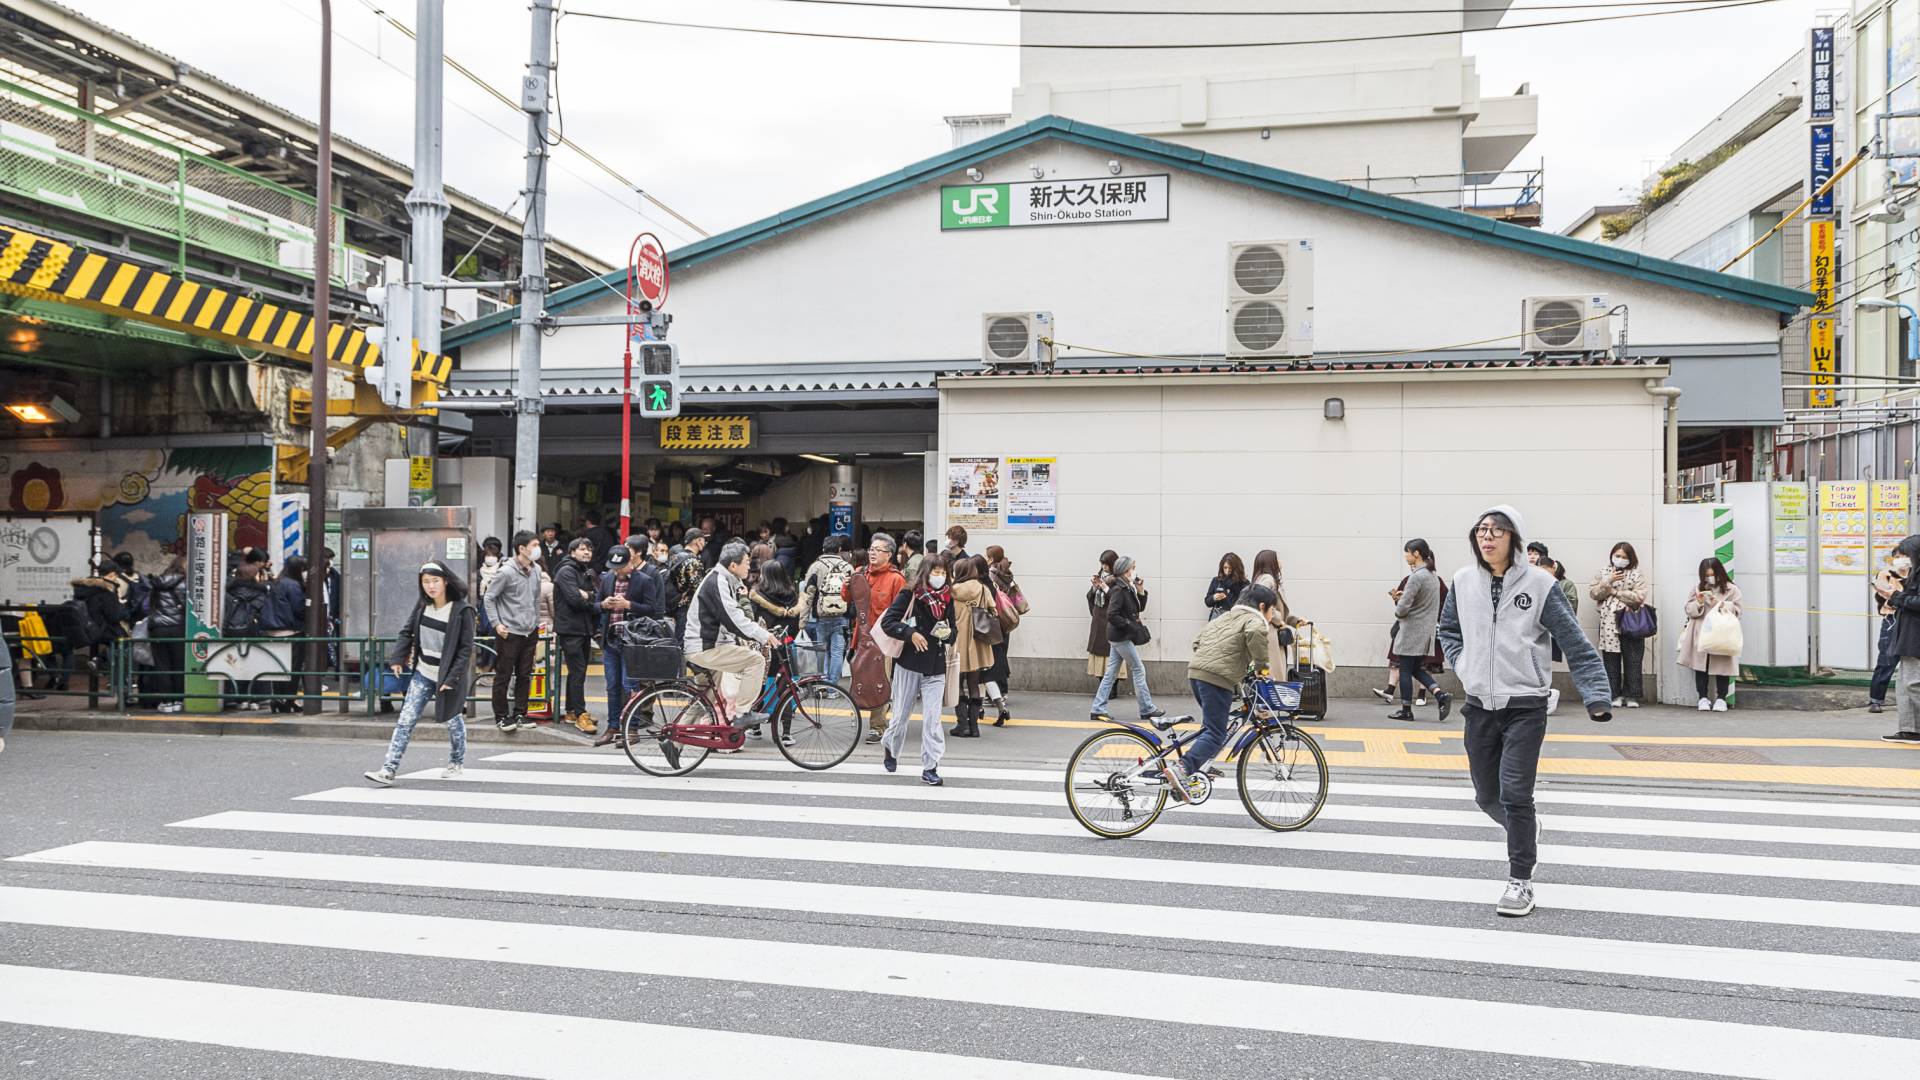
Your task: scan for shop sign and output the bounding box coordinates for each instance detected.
[1809,123,1835,216]
[1809,26,1836,119]
[659,416,752,450]
[942,175,1170,230]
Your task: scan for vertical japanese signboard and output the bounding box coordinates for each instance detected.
[1771,482,1809,573]
[946,457,1001,530]
[1005,457,1058,530]
[1809,124,1836,216]
[1808,218,1836,407]
[1818,481,1869,574]
[1809,26,1836,119]
[1872,481,1912,567]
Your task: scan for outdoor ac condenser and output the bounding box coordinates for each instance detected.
[1521,294,1613,354]
[1225,239,1313,358]
[980,311,1056,370]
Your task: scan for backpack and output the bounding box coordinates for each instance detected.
[813,558,851,618]
[57,599,103,650]
[226,588,268,637]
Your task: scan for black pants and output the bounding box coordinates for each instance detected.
[1602,634,1646,700]
[1871,615,1898,704]
[491,632,537,721]
[148,635,184,704]
[1393,653,1438,703]
[559,633,591,715]
[1461,700,1548,881]
[1693,670,1730,700]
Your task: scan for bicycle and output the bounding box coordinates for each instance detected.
[1063,674,1329,839]
[618,636,864,777]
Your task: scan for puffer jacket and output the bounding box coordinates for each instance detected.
[1187,604,1272,691]
[147,573,187,631]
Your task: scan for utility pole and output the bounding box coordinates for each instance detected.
[404,0,448,506]
[303,0,334,714]
[512,0,556,536]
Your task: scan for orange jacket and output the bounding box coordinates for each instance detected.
[846,563,907,652]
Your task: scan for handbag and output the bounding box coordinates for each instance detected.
[1008,582,1030,616]
[942,646,961,707]
[867,598,907,660]
[995,590,1022,633]
[129,618,154,668]
[1617,603,1658,640]
[1697,603,1744,656]
[1130,622,1153,647]
[970,601,1002,643]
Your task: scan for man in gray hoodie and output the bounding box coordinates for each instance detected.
[1436,504,1612,918]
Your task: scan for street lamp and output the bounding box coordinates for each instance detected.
[1856,297,1920,364]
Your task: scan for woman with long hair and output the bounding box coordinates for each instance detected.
[1086,548,1121,679]
[749,558,806,747]
[1677,557,1743,711]
[1387,539,1451,722]
[947,555,997,738]
[1205,552,1248,620]
[981,548,1022,726]
[879,553,958,785]
[365,562,477,785]
[1590,541,1652,708]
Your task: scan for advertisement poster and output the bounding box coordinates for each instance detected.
[1818,481,1869,575]
[1771,482,1809,574]
[1005,457,1057,530]
[0,513,95,605]
[946,457,1001,530]
[1872,481,1911,568]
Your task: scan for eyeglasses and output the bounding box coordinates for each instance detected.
[1474,525,1510,539]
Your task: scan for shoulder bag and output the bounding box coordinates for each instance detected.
[1617,603,1658,640]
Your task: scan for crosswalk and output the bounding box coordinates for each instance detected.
[2,747,1917,1079]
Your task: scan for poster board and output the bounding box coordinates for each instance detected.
[1870,481,1910,568]
[946,457,1000,530]
[1817,481,1868,575]
[1005,457,1057,530]
[1770,482,1808,574]
[0,513,97,606]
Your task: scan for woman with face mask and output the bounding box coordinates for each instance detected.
[1677,557,1743,711]
[1882,534,1920,742]
[1589,541,1651,708]
[1869,548,1912,713]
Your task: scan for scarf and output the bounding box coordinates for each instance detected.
[916,584,951,619]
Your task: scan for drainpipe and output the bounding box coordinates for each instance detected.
[1645,379,1682,503]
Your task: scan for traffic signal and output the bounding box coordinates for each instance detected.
[637,342,680,419]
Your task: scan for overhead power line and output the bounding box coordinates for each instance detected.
[568,0,1781,48]
[740,0,1775,16]
[355,0,709,239]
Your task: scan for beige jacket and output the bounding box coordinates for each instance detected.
[1676,582,1743,675]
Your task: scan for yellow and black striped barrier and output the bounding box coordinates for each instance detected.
[0,225,452,385]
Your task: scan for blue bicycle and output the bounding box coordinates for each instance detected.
[1064,675,1329,838]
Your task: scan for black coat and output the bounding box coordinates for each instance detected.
[388,596,478,721]
[147,573,187,631]
[552,558,599,637]
[881,588,956,678]
[598,565,667,637]
[1105,581,1148,645]
[1893,583,1920,658]
[1204,575,1246,616]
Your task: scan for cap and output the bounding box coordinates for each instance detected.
[606,545,632,568]
[682,527,705,543]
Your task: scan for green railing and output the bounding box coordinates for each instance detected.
[0,78,374,286]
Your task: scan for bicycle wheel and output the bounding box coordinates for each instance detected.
[621,683,714,777]
[1237,723,1329,832]
[776,679,863,770]
[1063,728,1168,839]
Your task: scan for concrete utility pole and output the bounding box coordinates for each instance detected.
[512,0,556,536]
[303,0,334,713]
[404,0,448,506]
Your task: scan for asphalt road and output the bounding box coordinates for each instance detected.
[0,728,1915,1080]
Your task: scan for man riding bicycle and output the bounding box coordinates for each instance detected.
[1155,584,1283,801]
[682,541,775,731]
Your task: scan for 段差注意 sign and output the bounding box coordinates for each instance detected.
[942,175,1169,230]
[659,416,752,450]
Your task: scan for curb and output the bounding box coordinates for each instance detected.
[11,711,595,745]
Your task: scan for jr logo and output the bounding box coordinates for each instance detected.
[949,188,999,217]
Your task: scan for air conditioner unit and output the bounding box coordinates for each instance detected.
[1225,239,1313,358]
[1521,294,1612,353]
[980,311,1055,370]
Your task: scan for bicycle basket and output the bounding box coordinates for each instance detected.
[789,639,830,679]
[1251,677,1302,715]
[623,642,685,681]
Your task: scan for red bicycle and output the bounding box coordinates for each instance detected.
[617,639,864,776]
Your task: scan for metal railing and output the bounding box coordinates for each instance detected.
[0,78,377,286]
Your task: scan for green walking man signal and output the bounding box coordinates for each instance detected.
[637,342,680,419]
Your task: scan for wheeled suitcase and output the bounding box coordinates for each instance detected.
[1287,620,1328,722]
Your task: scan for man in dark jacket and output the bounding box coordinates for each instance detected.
[1090,556,1162,722]
[143,557,189,713]
[594,543,667,745]
[552,537,600,734]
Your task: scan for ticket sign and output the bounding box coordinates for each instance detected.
[1819,481,1869,575]
[1872,481,1912,567]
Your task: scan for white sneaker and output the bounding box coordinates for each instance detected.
[1546,688,1561,715]
[1624,699,1641,709]
[441,764,465,778]
[363,768,395,786]
[1697,697,1712,711]
[1497,878,1535,917]
[1712,698,1729,712]
[1611,696,1625,708]
[0,736,7,755]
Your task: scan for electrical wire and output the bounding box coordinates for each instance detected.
[352,0,709,239]
[1042,309,1626,367]
[740,0,1779,15]
[567,0,1780,48]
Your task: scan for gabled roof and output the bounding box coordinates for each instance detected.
[445,115,1812,349]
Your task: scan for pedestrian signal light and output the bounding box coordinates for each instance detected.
[636,341,680,419]
[639,379,678,419]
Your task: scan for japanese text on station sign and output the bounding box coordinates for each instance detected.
[658,416,752,450]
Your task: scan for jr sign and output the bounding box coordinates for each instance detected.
[941,175,1170,230]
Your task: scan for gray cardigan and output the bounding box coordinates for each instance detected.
[1391,565,1441,658]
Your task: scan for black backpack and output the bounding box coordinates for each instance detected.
[57,599,104,650]
[226,588,269,637]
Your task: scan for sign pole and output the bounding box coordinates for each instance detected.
[620,233,669,539]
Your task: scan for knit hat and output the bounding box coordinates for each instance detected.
[1112,555,1135,578]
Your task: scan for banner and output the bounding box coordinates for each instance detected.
[946,457,1001,530]
[1818,481,1868,575]
[1771,482,1808,574]
[1005,457,1057,530]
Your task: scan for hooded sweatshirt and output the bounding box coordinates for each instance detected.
[1435,504,1610,711]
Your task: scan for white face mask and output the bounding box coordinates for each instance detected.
[525,547,542,562]
[1612,556,1630,570]
[1897,556,1913,572]
[927,574,947,590]
[483,555,499,567]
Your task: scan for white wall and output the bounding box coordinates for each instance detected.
[459,140,1784,378]
[940,370,1662,667]
[1610,115,1803,264]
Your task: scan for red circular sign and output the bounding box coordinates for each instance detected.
[633,233,669,309]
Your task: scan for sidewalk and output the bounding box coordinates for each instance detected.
[13,683,1918,795]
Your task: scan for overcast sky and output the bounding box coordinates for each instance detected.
[78,0,1824,262]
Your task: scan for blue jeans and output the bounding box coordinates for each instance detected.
[1180,679,1234,774]
[809,616,849,683]
[604,640,630,723]
[1092,639,1155,716]
[1871,615,1898,704]
[382,672,466,773]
